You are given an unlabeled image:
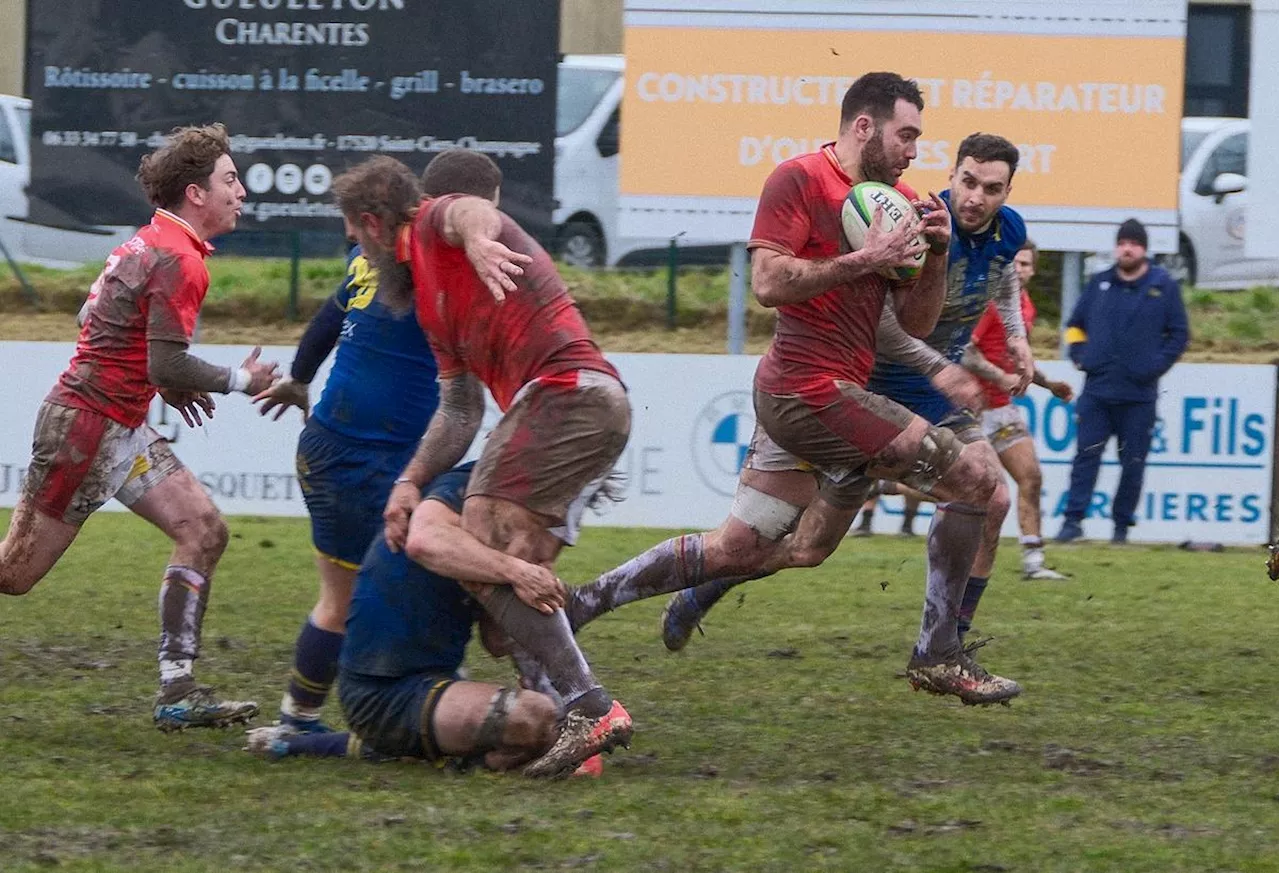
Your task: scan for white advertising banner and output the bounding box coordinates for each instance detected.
[0,343,1273,544]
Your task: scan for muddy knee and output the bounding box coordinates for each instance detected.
[946,446,1002,508]
[715,484,804,572]
[508,691,560,752]
[197,511,230,559]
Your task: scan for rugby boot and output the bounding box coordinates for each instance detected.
[904,651,1022,706]
[660,589,705,652]
[154,684,259,731]
[1022,548,1068,580]
[523,699,633,779]
[572,754,605,778]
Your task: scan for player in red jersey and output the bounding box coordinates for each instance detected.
[566,73,1021,705]
[0,124,279,730]
[962,239,1074,579]
[331,157,631,778]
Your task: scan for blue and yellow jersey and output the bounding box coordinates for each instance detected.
[341,464,480,679]
[312,246,440,445]
[868,191,1027,422]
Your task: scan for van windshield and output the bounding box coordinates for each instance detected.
[557,67,620,137]
[1181,129,1209,170]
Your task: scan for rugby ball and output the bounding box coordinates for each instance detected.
[841,182,927,281]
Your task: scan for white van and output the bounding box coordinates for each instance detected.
[554,55,705,267]
[1172,117,1277,289]
[0,94,135,269]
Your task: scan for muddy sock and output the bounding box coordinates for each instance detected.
[690,574,756,612]
[157,565,211,691]
[856,509,874,532]
[901,503,918,535]
[510,645,563,713]
[957,576,988,641]
[567,534,707,631]
[484,587,609,718]
[913,504,985,662]
[282,731,352,758]
[282,618,344,721]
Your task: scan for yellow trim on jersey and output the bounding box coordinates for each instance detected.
[315,548,361,571]
[1064,326,1088,344]
[344,255,378,312]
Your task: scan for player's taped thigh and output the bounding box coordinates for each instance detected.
[473,687,518,753]
[875,425,965,496]
[729,483,805,542]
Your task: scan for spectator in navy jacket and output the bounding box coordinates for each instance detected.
[1056,218,1189,544]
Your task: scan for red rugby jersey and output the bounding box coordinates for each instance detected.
[970,289,1036,410]
[408,195,618,411]
[750,144,917,396]
[48,210,212,428]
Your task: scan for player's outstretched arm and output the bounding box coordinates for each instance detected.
[438,197,533,303]
[147,340,279,396]
[961,342,1019,393]
[993,266,1032,392]
[404,498,567,615]
[384,373,484,551]
[1031,369,1074,401]
[255,295,347,421]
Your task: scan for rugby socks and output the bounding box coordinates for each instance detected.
[691,575,753,611]
[912,504,985,662]
[901,499,919,536]
[566,534,706,630]
[484,587,611,718]
[510,646,563,711]
[282,618,344,722]
[281,731,352,758]
[157,565,210,691]
[1020,536,1046,574]
[957,576,989,642]
[267,731,390,761]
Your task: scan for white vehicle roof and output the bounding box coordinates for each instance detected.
[1181,116,1247,133]
[559,54,624,72]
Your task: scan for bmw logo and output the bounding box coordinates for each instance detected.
[691,391,755,497]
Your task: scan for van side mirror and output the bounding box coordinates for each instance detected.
[596,110,619,159]
[1211,172,1246,202]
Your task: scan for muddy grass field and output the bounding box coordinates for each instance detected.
[0,512,1275,872]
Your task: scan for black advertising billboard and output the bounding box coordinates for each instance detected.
[25,0,559,234]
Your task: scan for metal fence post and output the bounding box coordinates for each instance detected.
[728,241,748,354]
[1059,251,1083,359]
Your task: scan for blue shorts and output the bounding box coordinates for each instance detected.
[295,420,417,568]
[338,669,455,760]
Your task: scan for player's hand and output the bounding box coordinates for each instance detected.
[383,481,419,552]
[504,560,567,615]
[1047,380,1075,402]
[464,237,533,304]
[913,192,951,255]
[253,377,310,422]
[857,205,926,274]
[998,372,1022,395]
[1006,336,1034,395]
[239,346,282,395]
[161,389,216,427]
[931,363,985,413]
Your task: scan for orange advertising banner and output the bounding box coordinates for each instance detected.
[620,27,1185,210]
